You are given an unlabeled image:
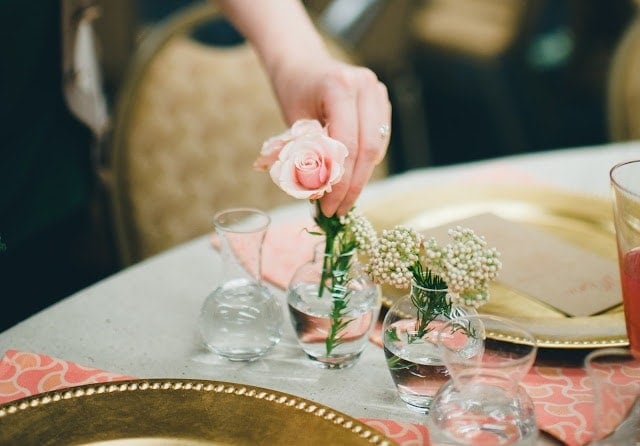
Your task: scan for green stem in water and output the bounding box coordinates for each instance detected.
[312,201,357,356]
[407,263,450,343]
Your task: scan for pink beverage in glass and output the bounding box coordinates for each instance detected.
[620,247,640,357]
[611,160,640,359]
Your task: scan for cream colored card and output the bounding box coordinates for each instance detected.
[421,213,622,317]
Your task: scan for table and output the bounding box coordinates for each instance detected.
[1,141,638,443]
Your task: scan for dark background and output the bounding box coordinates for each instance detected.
[0,0,635,330]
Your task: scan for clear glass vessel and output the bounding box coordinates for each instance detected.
[585,347,640,445]
[382,282,475,413]
[199,208,282,361]
[287,246,381,369]
[428,314,539,445]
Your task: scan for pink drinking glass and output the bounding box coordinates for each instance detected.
[610,160,640,358]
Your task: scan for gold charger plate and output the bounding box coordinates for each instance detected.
[0,379,397,445]
[363,183,628,349]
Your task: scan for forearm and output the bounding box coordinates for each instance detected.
[213,0,391,217]
[213,0,331,78]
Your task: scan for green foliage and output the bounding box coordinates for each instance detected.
[313,201,356,356]
[407,267,450,343]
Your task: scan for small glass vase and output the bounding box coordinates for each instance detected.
[585,348,640,445]
[287,245,381,369]
[198,208,283,361]
[428,314,539,446]
[382,282,475,413]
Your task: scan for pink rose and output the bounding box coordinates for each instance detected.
[269,132,348,200]
[253,119,326,171]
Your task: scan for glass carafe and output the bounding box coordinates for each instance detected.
[199,208,282,361]
[428,314,539,445]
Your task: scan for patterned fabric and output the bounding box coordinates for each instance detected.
[0,349,133,405]
[0,350,430,446]
[522,366,594,446]
[3,345,639,446]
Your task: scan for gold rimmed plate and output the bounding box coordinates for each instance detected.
[0,379,397,445]
[363,184,628,349]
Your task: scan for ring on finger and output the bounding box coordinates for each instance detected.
[379,124,391,140]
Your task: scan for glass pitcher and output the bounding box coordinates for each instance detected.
[199,208,282,361]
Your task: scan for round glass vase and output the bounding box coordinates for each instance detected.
[198,208,283,362]
[286,245,381,369]
[382,282,476,413]
[428,314,539,445]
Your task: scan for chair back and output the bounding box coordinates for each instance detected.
[411,0,541,60]
[108,3,293,266]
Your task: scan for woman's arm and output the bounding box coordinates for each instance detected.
[215,0,392,217]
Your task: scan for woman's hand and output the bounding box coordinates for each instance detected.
[270,56,392,217]
[217,0,392,216]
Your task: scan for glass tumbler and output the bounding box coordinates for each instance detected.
[610,160,640,356]
[428,314,539,446]
[287,244,381,369]
[585,348,640,445]
[199,208,283,361]
[382,282,476,413]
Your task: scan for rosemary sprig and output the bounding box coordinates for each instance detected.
[407,264,449,343]
[313,201,359,355]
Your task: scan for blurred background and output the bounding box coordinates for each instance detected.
[134,0,634,168]
[0,0,637,329]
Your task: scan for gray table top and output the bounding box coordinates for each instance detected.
[2,141,638,442]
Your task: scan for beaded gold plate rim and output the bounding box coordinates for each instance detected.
[0,379,397,445]
[364,183,628,350]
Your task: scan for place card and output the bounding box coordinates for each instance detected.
[422,213,622,317]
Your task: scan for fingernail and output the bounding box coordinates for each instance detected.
[321,203,336,218]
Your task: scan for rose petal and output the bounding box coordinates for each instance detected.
[253,119,326,171]
[270,159,322,200]
[289,119,326,137]
[295,151,329,189]
[260,118,347,200]
[269,132,347,200]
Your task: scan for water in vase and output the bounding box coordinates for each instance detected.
[288,282,379,367]
[383,319,450,412]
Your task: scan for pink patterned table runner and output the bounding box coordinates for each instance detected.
[3,346,634,446]
[0,349,430,446]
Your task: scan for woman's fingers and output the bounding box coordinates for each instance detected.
[318,65,361,217]
[338,80,391,216]
[322,67,391,216]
